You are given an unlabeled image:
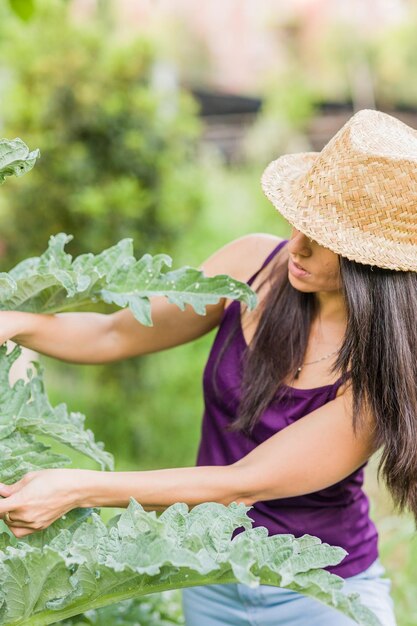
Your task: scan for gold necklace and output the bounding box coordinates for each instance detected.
[294,348,340,380]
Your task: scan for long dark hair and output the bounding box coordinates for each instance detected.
[233,247,417,520]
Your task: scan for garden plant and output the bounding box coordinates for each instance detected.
[0,139,382,625]
[0,5,207,465]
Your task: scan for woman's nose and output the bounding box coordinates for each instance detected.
[287,229,312,257]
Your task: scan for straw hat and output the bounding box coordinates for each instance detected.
[261,109,417,271]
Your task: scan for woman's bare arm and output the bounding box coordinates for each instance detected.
[0,234,281,364]
[78,387,374,508]
[0,385,376,536]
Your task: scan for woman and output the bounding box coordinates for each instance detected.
[0,108,413,626]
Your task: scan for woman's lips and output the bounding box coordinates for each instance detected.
[288,258,311,278]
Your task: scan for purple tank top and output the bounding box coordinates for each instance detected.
[197,239,378,578]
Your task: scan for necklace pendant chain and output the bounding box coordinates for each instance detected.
[294,348,339,380]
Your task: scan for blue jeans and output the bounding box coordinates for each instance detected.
[182,560,396,626]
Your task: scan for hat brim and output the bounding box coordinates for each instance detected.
[261,152,416,271]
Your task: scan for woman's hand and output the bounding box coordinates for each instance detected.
[0,469,86,537]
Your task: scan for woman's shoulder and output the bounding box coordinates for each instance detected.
[201,234,286,285]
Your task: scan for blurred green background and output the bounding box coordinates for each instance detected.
[1,1,417,624]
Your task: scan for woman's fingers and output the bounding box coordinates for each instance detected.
[3,511,32,526]
[1,509,30,529]
[0,483,15,498]
[0,503,17,525]
[0,478,31,519]
[2,511,50,532]
[0,469,81,535]
[0,493,35,528]
[0,500,34,534]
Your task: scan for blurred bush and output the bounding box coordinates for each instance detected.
[0,5,203,262]
[0,2,205,466]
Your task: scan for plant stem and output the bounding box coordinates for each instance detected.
[12,572,240,626]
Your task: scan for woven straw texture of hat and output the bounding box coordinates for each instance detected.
[261,109,417,271]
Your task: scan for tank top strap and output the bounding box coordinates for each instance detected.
[333,370,352,393]
[247,239,288,286]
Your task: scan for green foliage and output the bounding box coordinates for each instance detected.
[377,513,416,626]
[0,2,205,472]
[0,231,256,322]
[7,0,36,22]
[0,344,112,477]
[0,498,380,626]
[0,3,203,264]
[60,592,184,626]
[0,141,113,477]
[0,140,255,322]
[0,138,39,185]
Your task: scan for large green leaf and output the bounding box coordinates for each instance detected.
[0,501,381,626]
[0,346,113,475]
[0,233,257,323]
[0,138,39,184]
[0,432,71,483]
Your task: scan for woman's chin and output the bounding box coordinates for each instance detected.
[288,271,315,292]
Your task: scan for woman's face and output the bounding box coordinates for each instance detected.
[287,228,342,293]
